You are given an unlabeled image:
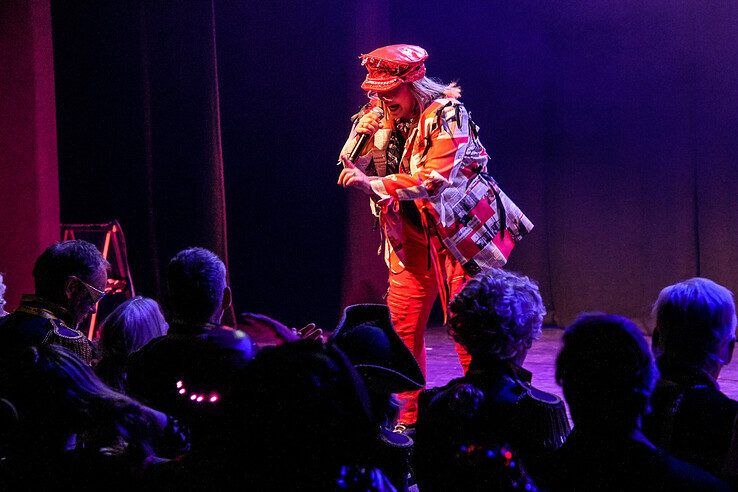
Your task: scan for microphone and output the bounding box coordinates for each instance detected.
[347,106,384,163]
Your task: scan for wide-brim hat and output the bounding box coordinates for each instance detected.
[360,44,428,92]
[331,304,425,393]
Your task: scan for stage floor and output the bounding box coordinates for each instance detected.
[425,326,738,402]
[245,322,738,402]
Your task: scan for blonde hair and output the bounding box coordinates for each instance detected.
[410,77,461,111]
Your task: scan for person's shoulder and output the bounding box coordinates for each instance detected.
[424,371,534,408]
[655,448,731,490]
[421,376,476,403]
[663,378,738,422]
[421,98,464,117]
[419,376,469,409]
[514,383,570,446]
[521,383,565,406]
[0,310,50,330]
[419,99,469,137]
[131,333,171,357]
[515,383,568,424]
[694,383,738,412]
[127,334,175,375]
[197,326,255,355]
[541,437,729,491]
[203,325,249,341]
[418,377,487,424]
[429,97,463,108]
[0,311,55,346]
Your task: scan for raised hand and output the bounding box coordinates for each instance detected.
[241,312,324,344]
[296,323,323,341]
[338,155,373,194]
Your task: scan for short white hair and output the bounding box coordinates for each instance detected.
[653,277,737,367]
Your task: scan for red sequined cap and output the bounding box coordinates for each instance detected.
[360,44,428,92]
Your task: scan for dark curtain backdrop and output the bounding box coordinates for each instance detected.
[213,1,354,327]
[48,2,738,329]
[51,1,234,323]
[343,1,738,329]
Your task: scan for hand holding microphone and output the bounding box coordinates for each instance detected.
[355,106,384,137]
[338,106,384,195]
[346,106,384,163]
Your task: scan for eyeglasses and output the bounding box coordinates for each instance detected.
[70,276,107,303]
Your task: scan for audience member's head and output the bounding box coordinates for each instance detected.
[0,273,7,317]
[556,314,658,430]
[32,240,109,328]
[96,297,168,391]
[232,340,375,489]
[99,297,168,354]
[652,277,737,377]
[449,269,545,365]
[165,248,230,325]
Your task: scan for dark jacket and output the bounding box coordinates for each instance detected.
[413,357,570,490]
[643,358,738,478]
[127,322,255,419]
[540,428,729,491]
[0,295,94,364]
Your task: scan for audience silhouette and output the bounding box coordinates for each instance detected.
[0,241,736,490]
[414,270,569,490]
[540,314,729,491]
[644,278,738,479]
[95,296,168,392]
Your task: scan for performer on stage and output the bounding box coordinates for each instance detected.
[338,44,533,426]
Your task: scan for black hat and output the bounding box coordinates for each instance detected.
[331,304,424,393]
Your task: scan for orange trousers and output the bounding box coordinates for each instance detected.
[385,223,471,425]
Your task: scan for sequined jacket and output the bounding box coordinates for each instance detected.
[0,295,94,364]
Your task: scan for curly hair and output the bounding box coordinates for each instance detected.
[448,270,545,360]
